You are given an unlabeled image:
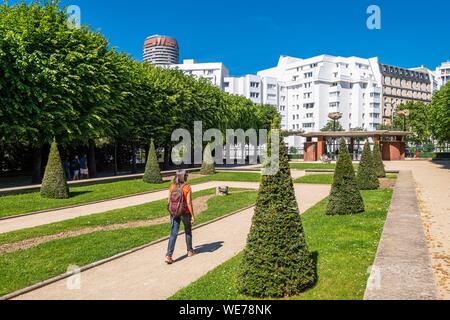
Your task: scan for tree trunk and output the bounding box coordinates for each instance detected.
[88,139,97,178]
[163,144,171,170]
[131,142,137,174]
[113,140,118,176]
[31,146,42,184]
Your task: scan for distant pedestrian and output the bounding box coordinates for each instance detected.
[72,156,81,181]
[165,170,196,265]
[80,154,89,179]
[63,158,71,181]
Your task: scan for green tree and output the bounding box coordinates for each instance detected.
[321,120,344,132]
[429,83,450,144]
[372,143,386,178]
[200,143,216,175]
[40,140,69,199]
[0,1,118,182]
[356,141,379,190]
[395,102,432,145]
[238,118,316,298]
[326,139,365,215]
[143,140,162,184]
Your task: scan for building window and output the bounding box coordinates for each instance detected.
[250,92,259,98]
[250,82,260,88]
[329,102,340,108]
[304,72,313,78]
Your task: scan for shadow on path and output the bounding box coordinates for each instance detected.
[174,241,224,263]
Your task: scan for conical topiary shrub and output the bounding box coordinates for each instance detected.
[372,143,386,178]
[200,143,215,175]
[40,140,69,199]
[326,138,365,215]
[238,120,316,298]
[143,140,163,184]
[356,141,380,190]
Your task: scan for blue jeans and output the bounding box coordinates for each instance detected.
[166,215,193,257]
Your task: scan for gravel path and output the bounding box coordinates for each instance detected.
[385,161,450,300]
[12,184,330,300]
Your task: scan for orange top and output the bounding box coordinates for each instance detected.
[169,184,192,214]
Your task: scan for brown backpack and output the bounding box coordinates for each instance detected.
[168,184,186,218]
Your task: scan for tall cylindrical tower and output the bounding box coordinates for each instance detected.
[143,35,179,66]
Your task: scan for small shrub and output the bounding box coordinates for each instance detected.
[372,143,386,178]
[200,143,216,175]
[40,140,69,199]
[356,141,380,190]
[326,138,364,215]
[238,120,316,297]
[143,140,163,184]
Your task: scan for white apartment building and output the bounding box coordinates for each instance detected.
[223,75,279,106]
[169,59,229,89]
[258,55,383,147]
[436,61,450,89]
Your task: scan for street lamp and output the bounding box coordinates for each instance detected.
[328,112,343,159]
[396,110,410,132]
[328,112,343,132]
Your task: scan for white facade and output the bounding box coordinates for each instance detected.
[258,55,383,147]
[169,59,229,89]
[436,61,450,89]
[223,75,279,106]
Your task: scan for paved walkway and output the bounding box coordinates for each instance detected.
[385,161,450,300]
[12,184,330,300]
[0,181,259,234]
[365,171,437,300]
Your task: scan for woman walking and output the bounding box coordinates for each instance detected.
[165,170,196,265]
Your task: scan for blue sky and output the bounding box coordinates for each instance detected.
[32,0,450,75]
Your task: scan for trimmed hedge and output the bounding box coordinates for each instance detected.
[326,139,365,215]
[200,143,216,175]
[238,124,316,298]
[372,143,386,178]
[357,141,380,190]
[143,140,163,184]
[40,140,69,199]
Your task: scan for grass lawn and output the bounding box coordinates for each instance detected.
[294,174,334,185]
[0,172,261,218]
[0,189,257,297]
[295,173,398,185]
[170,188,393,300]
[0,188,218,246]
[290,163,360,171]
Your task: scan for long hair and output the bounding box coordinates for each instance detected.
[173,170,188,186]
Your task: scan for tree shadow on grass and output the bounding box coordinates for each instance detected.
[174,241,224,263]
[68,190,93,198]
[309,251,320,290]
